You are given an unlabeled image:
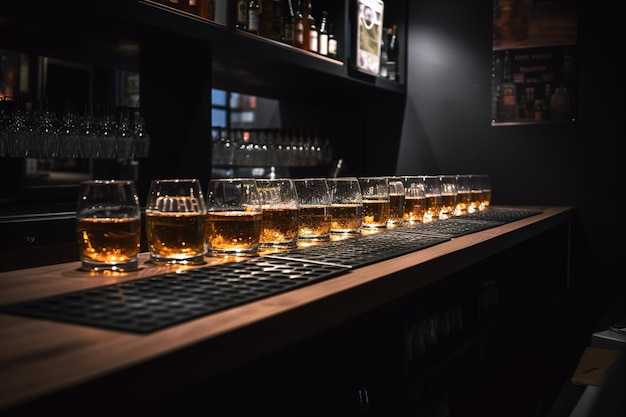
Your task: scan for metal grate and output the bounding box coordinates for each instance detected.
[463,207,542,223]
[0,258,349,334]
[393,218,503,238]
[267,232,449,268]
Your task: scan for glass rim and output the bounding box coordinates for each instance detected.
[80,179,135,185]
[151,178,201,183]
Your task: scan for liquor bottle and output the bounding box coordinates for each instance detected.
[379,27,388,78]
[500,51,517,121]
[282,0,294,44]
[386,25,399,81]
[318,10,329,56]
[198,0,215,20]
[247,0,260,34]
[308,20,318,53]
[293,0,304,48]
[327,22,337,58]
[303,0,315,52]
[271,0,283,41]
[235,0,247,30]
[185,0,198,14]
[260,0,274,38]
[165,0,180,10]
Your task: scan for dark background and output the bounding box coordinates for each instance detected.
[395,1,624,326]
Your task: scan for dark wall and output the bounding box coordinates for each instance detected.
[397,2,625,312]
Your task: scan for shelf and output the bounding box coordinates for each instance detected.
[0,0,406,98]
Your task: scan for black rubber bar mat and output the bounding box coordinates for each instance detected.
[392,218,503,238]
[463,207,542,223]
[0,258,349,334]
[266,232,449,268]
[0,207,541,334]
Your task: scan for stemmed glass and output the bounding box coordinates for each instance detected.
[57,100,80,158]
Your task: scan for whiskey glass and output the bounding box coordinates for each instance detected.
[422,175,442,222]
[358,177,391,229]
[387,177,405,226]
[76,180,141,271]
[205,178,263,257]
[327,177,363,235]
[454,174,472,216]
[437,175,458,220]
[293,178,332,242]
[257,178,300,249]
[401,176,426,224]
[145,178,207,265]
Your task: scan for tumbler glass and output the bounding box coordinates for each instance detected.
[327,177,363,234]
[205,178,263,256]
[438,175,458,220]
[257,178,300,249]
[145,178,207,265]
[293,178,332,241]
[358,177,390,229]
[401,176,426,224]
[76,180,141,271]
[387,177,405,226]
[454,174,472,216]
[422,175,442,223]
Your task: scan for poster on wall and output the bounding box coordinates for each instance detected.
[354,0,385,77]
[491,0,577,126]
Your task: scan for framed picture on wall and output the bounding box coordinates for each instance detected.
[354,0,385,77]
[491,0,577,126]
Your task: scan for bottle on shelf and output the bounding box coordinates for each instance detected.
[308,20,318,53]
[247,0,261,34]
[303,0,316,52]
[165,0,180,10]
[259,0,274,39]
[271,0,283,41]
[198,0,215,20]
[293,0,304,49]
[327,22,337,59]
[235,0,247,30]
[318,10,329,56]
[181,0,197,14]
[386,24,399,81]
[282,0,295,45]
[379,27,388,78]
[500,51,517,121]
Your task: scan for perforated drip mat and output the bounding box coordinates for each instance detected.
[393,218,503,238]
[0,258,349,334]
[0,207,542,334]
[463,207,542,223]
[266,232,449,268]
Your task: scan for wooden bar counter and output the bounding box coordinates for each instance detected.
[0,206,573,416]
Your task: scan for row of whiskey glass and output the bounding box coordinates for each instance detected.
[75,174,491,271]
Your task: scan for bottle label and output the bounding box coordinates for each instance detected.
[328,39,337,57]
[295,22,304,46]
[248,11,259,33]
[319,33,328,55]
[309,31,318,53]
